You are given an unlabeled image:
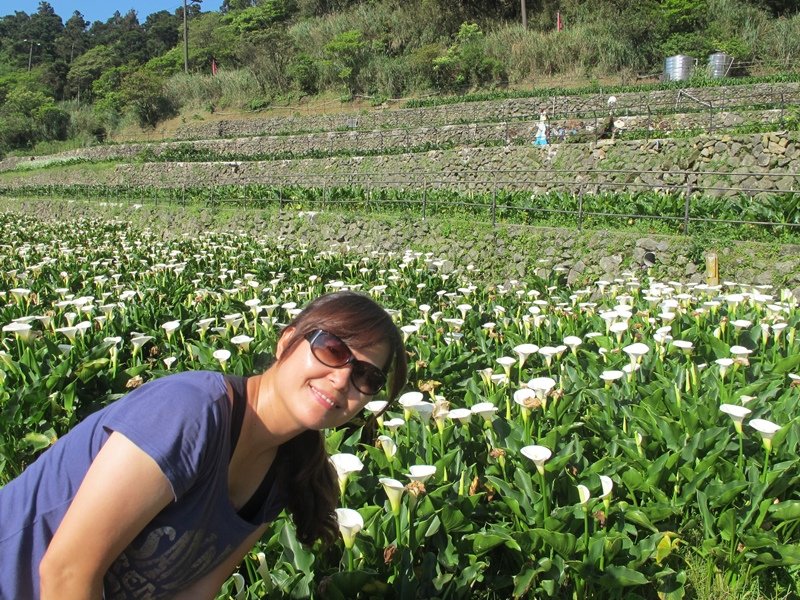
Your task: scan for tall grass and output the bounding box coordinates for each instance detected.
[147,1,800,110]
[164,70,263,110]
[484,23,647,84]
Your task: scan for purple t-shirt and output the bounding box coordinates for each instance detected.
[0,371,286,599]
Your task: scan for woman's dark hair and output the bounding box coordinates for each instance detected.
[274,290,407,545]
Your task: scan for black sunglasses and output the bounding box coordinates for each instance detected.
[304,330,387,395]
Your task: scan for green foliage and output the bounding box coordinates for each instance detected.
[143,47,185,78]
[66,45,118,101]
[120,70,178,129]
[432,22,506,92]
[323,29,368,95]
[288,54,319,95]
[224,0,297,34]
[34,105,70,141]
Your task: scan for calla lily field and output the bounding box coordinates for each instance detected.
[1,209,800,599]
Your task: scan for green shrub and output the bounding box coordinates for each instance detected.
[432,23,507,92]
[35,106,70,141]
[289,54,320,95]
[120,71,179,129]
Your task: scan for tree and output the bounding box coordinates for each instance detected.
[66,44,117,101]
[324,29,368,95]
[144,11,180,57]
[55,11,88,64]
[120,70,177,128]
[27,2,64,65]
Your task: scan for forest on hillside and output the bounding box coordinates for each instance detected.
[0,0,798,155]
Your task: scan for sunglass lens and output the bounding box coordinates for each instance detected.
[314,332,351,366]
[353,363,386,395]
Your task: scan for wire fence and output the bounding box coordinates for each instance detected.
[3,167,798,241]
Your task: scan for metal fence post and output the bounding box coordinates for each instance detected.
[683,183,693,235]
[577,186,585,231]
[492,187,497,227]
[422,182,427,221]
[708,102,714,133]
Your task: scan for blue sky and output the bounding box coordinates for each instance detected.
[7,1,223,24]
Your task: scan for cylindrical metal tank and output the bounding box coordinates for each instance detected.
[663,55,695,82]
[708,52,735,78]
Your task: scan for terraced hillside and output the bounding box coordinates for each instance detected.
[0,81,797,199]
[1,78,799,290]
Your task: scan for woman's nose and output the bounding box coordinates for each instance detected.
[328,364,352,391]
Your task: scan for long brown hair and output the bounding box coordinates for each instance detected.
[274,291,407,545]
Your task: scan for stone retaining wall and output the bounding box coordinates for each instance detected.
[4,199,798,292]
[174,82,800,140]
[3,133,796,198]
[0,108,788,175]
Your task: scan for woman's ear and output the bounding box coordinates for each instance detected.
[275,326,296,360]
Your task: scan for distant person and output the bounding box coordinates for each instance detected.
[0,291,407,599]
[534,110,549,146]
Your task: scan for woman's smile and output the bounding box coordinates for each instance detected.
[309,384,342,410]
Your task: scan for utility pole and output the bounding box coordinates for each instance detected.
[183,0,189,73]
[521,0,527,29]
[24,38,40,72]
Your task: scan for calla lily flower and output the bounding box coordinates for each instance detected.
[520,445,552,475]
[379,477,405,515]
[398,391,424,419]
[527,377,556,410]
[563,336,582,354]
[730,345,752,357]
[334,508,364,549]
[471,402,498,422]
[376,435,398,460]
[749,418,781,451]
[230,334,253,351]
[212,348,231,370]
[622,343,650,363]
[672,340,693,354]
[599,475,613,502]
[384,417,405,431]
[600,370,624,385]
[448,408,473,424]
[408,464,436,483]
[715,358,734,376]
[161,320,180,338]
[3,322,33,341]
[513,343,539,366]
[720,403,751,434]
[577,484,591,508]
[330,453,364,496]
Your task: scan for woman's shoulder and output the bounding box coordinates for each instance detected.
[129,370,228,400]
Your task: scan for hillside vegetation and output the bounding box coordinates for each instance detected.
[0,0,798,155]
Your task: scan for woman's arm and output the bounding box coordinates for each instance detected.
[39,431,174,600]
[172,524,269,600]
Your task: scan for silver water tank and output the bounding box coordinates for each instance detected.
[663,55,695,81]
[708,52,735,78]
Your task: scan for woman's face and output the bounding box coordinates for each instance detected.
[275,328,391,430]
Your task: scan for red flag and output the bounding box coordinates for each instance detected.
[557,12,563,31]
[211,59,217,75]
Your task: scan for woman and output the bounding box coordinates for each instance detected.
[0,290,407,599]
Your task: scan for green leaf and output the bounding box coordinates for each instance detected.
[470,533,505,554]
[599,565,649,587]
[533,529,576,559]
[24,431,55,451]
[769,500,800,522]
[771,353,800,375]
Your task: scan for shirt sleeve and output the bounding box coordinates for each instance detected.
[101,371,230,500]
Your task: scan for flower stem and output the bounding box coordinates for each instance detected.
[539,471,549,525]
[761,447,771,483]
